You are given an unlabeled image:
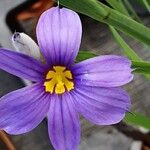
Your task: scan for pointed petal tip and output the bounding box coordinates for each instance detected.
[72,55,134,87]
[36,6,82,66]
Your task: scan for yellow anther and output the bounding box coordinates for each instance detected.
[46,71,55,79]
[44,78,55,93]
[44,66,74,94]
[63,78,74,91]
[64,71,73,79]
[55,82,65,94]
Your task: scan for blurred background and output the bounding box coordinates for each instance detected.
[0,0,150,150]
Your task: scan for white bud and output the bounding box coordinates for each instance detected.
[12,32,42,86]
[12,32,41,60]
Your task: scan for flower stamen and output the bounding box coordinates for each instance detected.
[44,66,74,94]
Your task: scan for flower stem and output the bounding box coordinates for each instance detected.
[0,130,15,150]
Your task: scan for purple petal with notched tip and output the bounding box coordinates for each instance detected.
[48,93,80,150]
[0,83,50,134]
[72,55,133,87]
[36,7,82,66]
[0,48,47,82]
[70,84,131,125]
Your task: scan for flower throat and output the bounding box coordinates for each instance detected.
[44,66,74,94]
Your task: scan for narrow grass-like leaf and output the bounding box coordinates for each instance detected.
[76,51,97,62]
[60,0,150,46]
[123,0,142,22]
[142,0,150,12]
[109,26,141,60]
[124,112,150,129]
[106,0,129,16]
[135,0,150,12]
[105,1,143,62]
[132,61,150,74]
[132,61,150,68]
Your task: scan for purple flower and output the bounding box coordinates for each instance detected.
[0,7,133,150]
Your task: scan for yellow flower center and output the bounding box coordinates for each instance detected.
[44,66,74,94]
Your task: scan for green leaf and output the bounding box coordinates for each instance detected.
[132,61,150,74]
[142,0,150,13]
[109,26,141,61]
[123,0,142,22]
[107,0,142,59]
[106,0,129,16]
[76,50,97,62]
[132,61,150,68]
[135,0,148,9]
[107,0,142,24]
[60,0,150,46]
[124,112,150,129]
